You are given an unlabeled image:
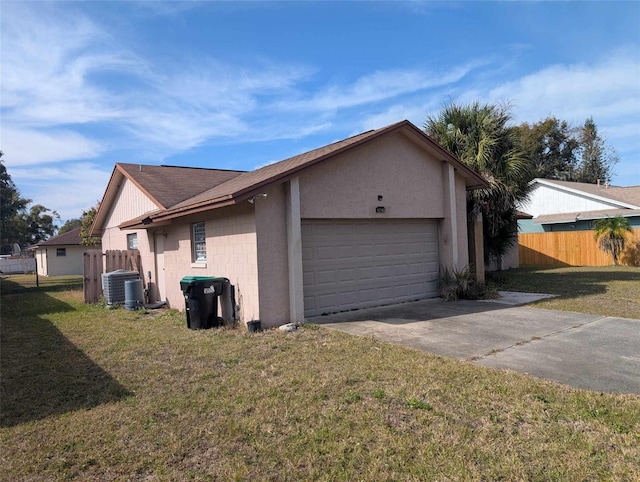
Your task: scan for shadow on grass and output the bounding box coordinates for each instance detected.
[1,284,132,428]
[488,266,640,300]
[1,275,84,294]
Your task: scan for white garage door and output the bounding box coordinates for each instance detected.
[302,219,439,316]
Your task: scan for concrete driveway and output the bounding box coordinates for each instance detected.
[308,295,640,395]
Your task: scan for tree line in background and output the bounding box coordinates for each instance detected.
[0,102,620,260]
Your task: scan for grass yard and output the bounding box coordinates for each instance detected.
[489,266,640,319]
[1,275,639,480]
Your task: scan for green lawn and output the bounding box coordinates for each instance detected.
[1,276,639,480]
[489,266,640,319]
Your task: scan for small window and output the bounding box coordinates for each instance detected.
[56,248,66,257]
[127,233,138,250]
[192,222,206,262]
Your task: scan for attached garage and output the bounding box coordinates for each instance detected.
[96,120,487,328]
[302,219,439,316]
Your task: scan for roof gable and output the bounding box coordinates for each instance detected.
[121,120,487,226]
[117,163,245,209]
[92,164,245,234]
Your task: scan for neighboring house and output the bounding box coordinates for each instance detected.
[519,179,640,232]
[91,120,487,327]
[517,179,640,266]
[32,228,85,276]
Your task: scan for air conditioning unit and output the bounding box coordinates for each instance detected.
[102,269,140,305]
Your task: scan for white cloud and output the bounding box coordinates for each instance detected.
[0,2,319,160]
[603,122,640,141]
[10,163,111,222]
[1,128,102,166]
[275,62,481,114]
[485,51,640,125]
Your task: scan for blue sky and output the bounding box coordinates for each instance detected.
[2,1,639,223]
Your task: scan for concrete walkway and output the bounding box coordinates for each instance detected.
[308,296,640,395]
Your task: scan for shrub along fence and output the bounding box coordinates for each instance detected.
[83,250,142,303]
[519,228,640,267]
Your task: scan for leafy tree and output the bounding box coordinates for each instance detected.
[59,218,83,234]
[593,216,632,266]
[517,117,579,180]
[425,102,530,269]
[0,153,59,253]
[518,116,618,184]
[80,205,101,246]
[21,204,60,245]
[575,117,618,184]
[1,153,30,253]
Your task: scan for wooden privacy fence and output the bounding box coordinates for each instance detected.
[519,228,640,267]
[83,249,142,303]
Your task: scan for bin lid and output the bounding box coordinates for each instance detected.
[180,275,216,284]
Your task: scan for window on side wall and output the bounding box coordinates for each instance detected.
[192,222,206,262]
[56,248,66,257]
[127,233,138,250]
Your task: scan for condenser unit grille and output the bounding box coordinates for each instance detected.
[102,269,140,305]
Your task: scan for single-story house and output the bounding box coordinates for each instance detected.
[518,178,640,232]
[91,120,487,327]
[32,228,85,276]
[517,178,640,266]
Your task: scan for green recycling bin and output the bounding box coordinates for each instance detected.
[179,276,220,330]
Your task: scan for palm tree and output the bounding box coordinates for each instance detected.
[593,216,632,266]
[425,102,531,269]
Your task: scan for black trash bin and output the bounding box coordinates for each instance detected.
[213,277,235,324]
[180,276,220,330]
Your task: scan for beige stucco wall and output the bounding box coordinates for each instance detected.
[299,132,445,219]
[255,183,290,327]
[456,174,470,269]
[36,245,85,276]
[155,204,260,322]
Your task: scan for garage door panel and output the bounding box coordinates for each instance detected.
[316,270,335,285]
[303,219,439,316]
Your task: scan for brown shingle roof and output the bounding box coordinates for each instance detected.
[33,228,82,247]
[119,120,487,227]
[118,163,246,209]
[91,164,246,235]
[538,179,640,208]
